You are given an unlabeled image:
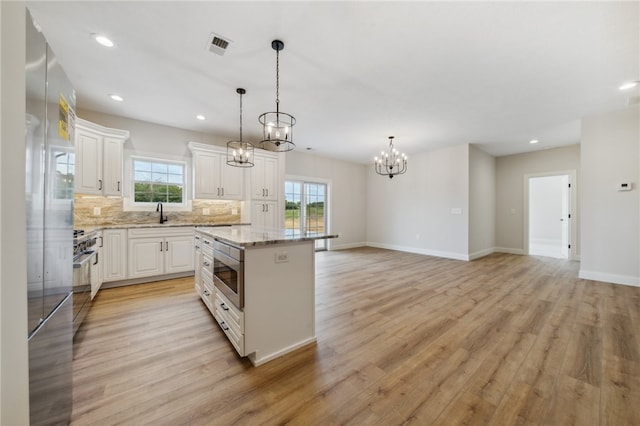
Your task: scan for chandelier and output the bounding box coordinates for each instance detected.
[258,40,296,152]
[227,88,254,168]
[374,136,407,179]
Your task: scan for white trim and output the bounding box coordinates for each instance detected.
[248,337,317,366]
[331,241,366,250]
[125,155,190,212]
[494,247,526,255]
[366,242,469,261]
[579,270,640,287]
[523,169,578,260]
[469,247,495,260]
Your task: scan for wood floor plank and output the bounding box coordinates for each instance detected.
[69,250,640,425]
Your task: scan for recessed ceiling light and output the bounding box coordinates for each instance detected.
[196,115,206,121]
[529,139,539,144]
[109,94,124,102]
[619,81,638,90]
[94,35,114,48]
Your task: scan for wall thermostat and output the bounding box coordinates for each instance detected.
[617,182,632,191]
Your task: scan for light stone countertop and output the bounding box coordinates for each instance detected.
[77,223,245,239]
[195,225,339,248]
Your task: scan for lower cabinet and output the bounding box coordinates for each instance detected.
[128,228,194,279]
[102,229,127,282]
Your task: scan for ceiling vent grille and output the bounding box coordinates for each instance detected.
[207,33,231,56]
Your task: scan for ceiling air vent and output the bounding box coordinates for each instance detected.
[207,32,231,56]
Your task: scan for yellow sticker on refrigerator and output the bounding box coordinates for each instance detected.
[58,93,69,141]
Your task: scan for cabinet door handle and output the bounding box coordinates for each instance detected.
[265,204,269,212]
[265,188,269,197]
[262,188,265,197]
[220,302,229,311]
[203,240,210,245]
[203,261,210,267]
[195,245,200,250]
[165,241,169,251]
[221,188,224,196]
[160,241,163,252]
[93,252,99,266]
[203,290,210,297]
[99,236,103,248]
[220,321,229,331]
[98,179,103,190]
[117,181,121,191]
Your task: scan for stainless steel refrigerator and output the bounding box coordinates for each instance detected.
[26,9,76,425]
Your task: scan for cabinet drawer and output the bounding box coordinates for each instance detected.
[200,237,214,257]
[128,227,194,238]
[214,290,244,332]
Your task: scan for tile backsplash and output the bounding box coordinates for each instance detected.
[74,195,242,227]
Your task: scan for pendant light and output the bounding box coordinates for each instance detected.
[258,40,296,152]
[374,136,408,179]
[227,88,254,167]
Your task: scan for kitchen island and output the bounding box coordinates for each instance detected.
[194,226,338,366]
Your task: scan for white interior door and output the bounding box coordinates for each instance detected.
[528,174,570,259]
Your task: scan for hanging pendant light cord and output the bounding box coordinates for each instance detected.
[239,91,243,142]
[275,48,280,117]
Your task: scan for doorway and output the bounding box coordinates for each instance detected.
[526,173,573,259]
[284,179,329,251]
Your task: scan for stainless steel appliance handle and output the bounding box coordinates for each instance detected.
[73,250,96,268]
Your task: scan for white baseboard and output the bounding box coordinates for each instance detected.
[494,247,525,255]
[579,270,640,287]
[469,247,495,260]
[330,241,366,250]
[248,337,317,366]
[366,242,469,261]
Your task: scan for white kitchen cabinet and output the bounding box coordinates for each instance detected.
[188,142,243,200]
[127,227,195,279]
[251,153,279,201]
[251,200,278,229]
[75,118,129,196]
[102,229,127,282]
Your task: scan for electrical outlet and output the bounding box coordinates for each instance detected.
[93,207,101,216]
[275,251,289,263]
[202,208,210,215]
[232,208,238,215]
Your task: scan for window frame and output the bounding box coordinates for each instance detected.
[125,155,191,212]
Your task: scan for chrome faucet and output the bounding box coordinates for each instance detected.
[156,202,168,224]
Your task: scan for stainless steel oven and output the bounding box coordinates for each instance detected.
[213,240,244,310]
[72,231,97,335]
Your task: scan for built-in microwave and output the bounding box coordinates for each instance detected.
[213,240,244,310]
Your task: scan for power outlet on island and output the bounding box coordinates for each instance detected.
[275,251,289,263]
[93,207,101,216]
[202,208,210,215]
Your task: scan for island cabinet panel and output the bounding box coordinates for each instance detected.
[243,241,316,366]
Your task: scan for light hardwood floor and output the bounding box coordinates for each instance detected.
[71,248,640,425]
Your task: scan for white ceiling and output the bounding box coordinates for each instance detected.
[27,1,639,163]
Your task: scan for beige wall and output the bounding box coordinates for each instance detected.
[1,3,30,424]
[469,145,496,258]
[580,105,639,285]
[284,150,367,249]
[367,143,470,260]
[495,145,580,255]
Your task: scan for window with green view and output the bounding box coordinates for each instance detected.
[132,158,184,204]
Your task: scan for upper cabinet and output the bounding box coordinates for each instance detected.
[75,118,129,196]
[251,152,279,201]
[188,142,243,200]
